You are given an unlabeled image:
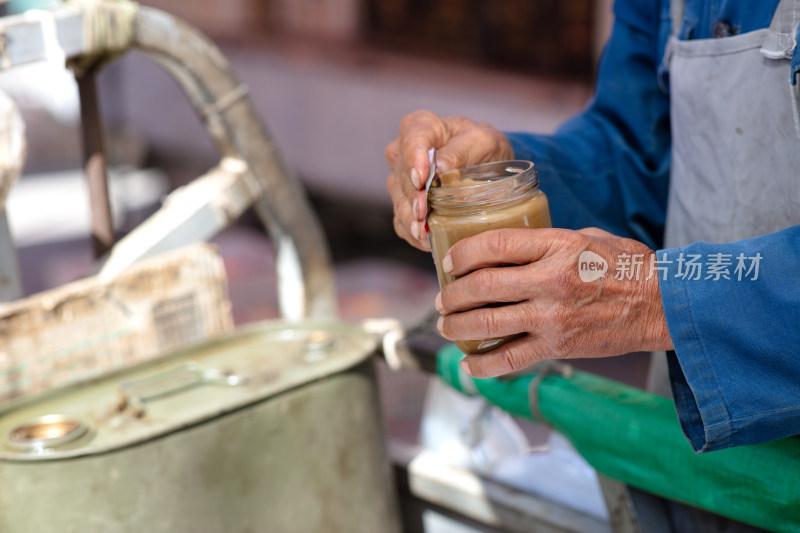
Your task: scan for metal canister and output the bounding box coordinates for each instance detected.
[0,321,400,533]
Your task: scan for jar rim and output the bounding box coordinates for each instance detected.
[428,160,539,209]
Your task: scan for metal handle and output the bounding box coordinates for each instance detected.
[119,363,242,416]
[363,311,446,374]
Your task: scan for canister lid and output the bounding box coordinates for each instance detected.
[0,320,376,462]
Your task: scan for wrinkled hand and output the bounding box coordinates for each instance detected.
[435,227,674,378]
[385,110,512,251]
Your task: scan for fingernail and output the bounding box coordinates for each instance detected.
[410,168,421,189]
[413,198,419,219]
[460,359,472,376]
[434,292,443,312]
[410,221,420,240]
[436,315,444,333]
[442,255,453,274]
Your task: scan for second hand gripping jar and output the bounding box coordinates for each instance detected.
[427,160,552,355]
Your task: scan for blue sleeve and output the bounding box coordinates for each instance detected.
[658,226,800,452]
[506,0,671,249]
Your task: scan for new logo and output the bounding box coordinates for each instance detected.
[578,251,608,282]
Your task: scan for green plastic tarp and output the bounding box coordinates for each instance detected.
[437,344,800,533]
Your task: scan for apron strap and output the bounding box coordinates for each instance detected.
[658,0,686,92]
[762,0,800,59]
[670,0,685,38]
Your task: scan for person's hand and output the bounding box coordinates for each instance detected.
[435,227,674,378]
[385,110,512,251]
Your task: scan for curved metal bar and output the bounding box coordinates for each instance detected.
[0,4,337,318]
[0,90,24,302]
[127,7,337,319]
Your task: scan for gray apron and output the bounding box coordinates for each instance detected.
[665,0,800,248]
[647,0,800,395]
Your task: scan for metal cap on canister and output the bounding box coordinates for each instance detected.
[7,414,90,453]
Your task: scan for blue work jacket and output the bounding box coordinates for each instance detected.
[506,0,800,453]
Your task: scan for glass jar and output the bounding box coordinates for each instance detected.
[427,160,551,354]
